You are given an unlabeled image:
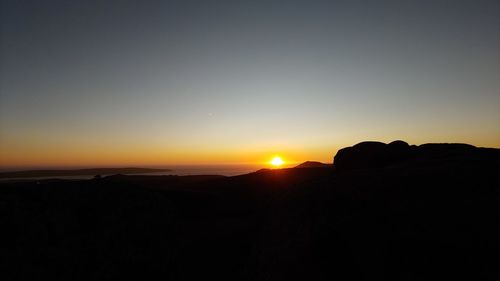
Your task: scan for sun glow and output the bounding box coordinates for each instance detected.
[270,156,284,167]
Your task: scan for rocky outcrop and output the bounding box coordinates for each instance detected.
[333,141,408,170]
[333,140,496,170]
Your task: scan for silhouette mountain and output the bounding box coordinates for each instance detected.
[1,141,499,281]
[295,161,332,168]
[333,140,498,170]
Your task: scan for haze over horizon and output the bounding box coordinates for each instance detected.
[1,0,499,168]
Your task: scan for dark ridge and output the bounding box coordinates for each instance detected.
[294,161,332,168]
[0,167,171,179]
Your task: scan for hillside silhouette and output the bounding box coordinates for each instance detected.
[294,161,332,168]
[1,141,499,280]
[334,140,498,170]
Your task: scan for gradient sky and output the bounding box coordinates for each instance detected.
[1,0,499,168]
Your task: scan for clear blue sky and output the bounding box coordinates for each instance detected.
[1,0,499,167]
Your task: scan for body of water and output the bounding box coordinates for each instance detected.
[0,165,264,182]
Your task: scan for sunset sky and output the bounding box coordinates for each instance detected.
[1,0,499,168]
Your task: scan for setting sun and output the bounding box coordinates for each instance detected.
[270,156,284,167]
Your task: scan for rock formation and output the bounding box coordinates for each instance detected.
[333,140,496,170]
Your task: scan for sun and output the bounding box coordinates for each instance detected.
[270,156,284,167]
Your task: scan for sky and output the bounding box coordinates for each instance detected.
[1,0,499,168]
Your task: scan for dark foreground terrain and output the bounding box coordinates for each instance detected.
[1,141,500,281]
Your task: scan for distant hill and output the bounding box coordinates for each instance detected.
[0,167,171,179]
[295,161,332,168]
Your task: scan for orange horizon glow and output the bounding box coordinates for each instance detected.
[0,143,311,169]
[1,136,499,169]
